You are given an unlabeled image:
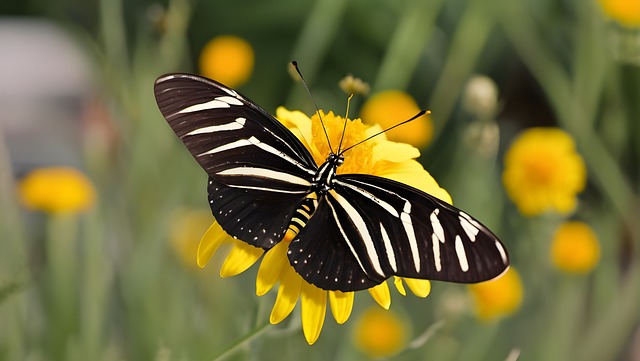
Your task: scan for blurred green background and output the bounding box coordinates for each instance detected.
[1,0,640,360]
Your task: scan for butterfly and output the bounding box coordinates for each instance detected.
[154,72,509,292]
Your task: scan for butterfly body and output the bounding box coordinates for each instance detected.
[155,73,509,292]
[312,153,343,194]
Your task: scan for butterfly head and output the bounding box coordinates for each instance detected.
[327,152,345,167]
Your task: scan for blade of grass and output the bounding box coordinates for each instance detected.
[210,321,271,361]
[373,0,444,92]
[289,0,350,83]
[429,0,497,137]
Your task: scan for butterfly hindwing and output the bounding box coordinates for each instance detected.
[287,197,384,291]
[155,74,317,248]
[207,177,306,248]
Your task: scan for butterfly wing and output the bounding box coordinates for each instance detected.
[155,74,318,248]
[287,197,384,291]
[288,174,509,291]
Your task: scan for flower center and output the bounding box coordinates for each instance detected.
[310,111,374,174]
[524,153,557,185]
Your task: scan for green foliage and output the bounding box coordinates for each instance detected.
[1,0,639,360]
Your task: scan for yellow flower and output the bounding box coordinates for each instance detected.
[168,208,214,269]
[551,221,600,274]
[468,267,523,321]
[353,307,409,358]
[198,35,254,88]
[360,90,433,149]
[599,0,640,27]
[18,166,96,214]
[502,128,586,216]
[197,107,449,344]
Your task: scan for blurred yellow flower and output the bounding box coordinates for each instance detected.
[168,208,213,269]
[502,128,586,216]
[197,107,450,344]
[198,35,254,88]
[551,221,600,274]
[18,166,96,214]
[468,267,523,321]
[353,307,408,358]
[599,0,640,27]
[360,90,433,149]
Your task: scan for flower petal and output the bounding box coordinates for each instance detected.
[393,277,406,296]
[275,107,314,148]
[196,221,229,268]
[329,290,354,324]
[301,281,327,345]
[219,240,264,277]
[376,160,452,205]
[256,240,289,296]
[404,278,431,298]
[368,281,391,310]
[371,141,420,163]
[270,266,302,324]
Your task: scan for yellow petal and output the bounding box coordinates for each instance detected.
[364,123,384,139]
[196,221,229,268]
[404,278,431,298]
[219,240,264,277]
[329,290,354,324]
[301,281,327,345]
[256,240,289,296]
[269,266,302,324]
[393,277,407,296]
[376,160,452,205]
[275,107,313,148]
[371,141,420,163]
[368,281,391,310]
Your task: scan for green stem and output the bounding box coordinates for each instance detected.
[498,1,572,115]
[0,109,26,274]
[289,0,350,83]
[80,209,109,360]
[46,214,80,359]
[99,0,129,76]
[373,0,444,92]
[572,0,608,130]
[537,278,585,361]
[576,260,640,361]
[0,112,27,359]
[457,321,500,361]
[210,321,271,361]
[429,0,496,137]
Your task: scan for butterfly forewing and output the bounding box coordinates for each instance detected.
[154,74,317,179]
[154,74,317,248]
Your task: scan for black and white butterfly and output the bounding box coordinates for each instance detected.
[154,73,509,292]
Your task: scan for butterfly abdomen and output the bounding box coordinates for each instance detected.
[285,197,319,240]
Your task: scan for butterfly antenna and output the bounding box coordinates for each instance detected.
[338,110,430,155]
[336,94,354,153]
[291,61,334,153]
